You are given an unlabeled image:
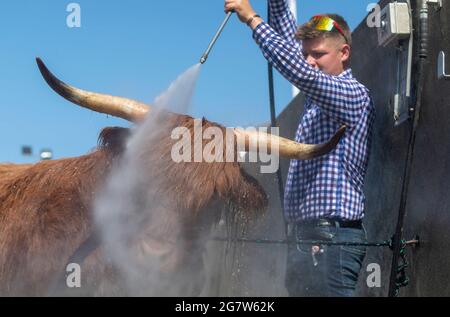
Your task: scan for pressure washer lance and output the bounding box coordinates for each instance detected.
[200,11,234,64]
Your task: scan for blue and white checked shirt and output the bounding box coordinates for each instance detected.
[253,0,375,222]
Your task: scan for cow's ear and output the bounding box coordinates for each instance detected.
[98,127,131,155]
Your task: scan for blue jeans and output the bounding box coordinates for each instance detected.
[285,223,367,297]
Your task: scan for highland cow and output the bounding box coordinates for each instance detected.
[0,59,345,296]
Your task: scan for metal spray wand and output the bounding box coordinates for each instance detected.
[200,12,234,64]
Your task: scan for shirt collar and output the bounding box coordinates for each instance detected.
[339,68,353,78]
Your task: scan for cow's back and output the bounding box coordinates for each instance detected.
[0,150,113,296]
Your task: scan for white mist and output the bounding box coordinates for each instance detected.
[93,64,203,296]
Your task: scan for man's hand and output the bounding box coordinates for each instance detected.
[224,0,257,24]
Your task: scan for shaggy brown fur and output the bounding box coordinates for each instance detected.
[0,113,267,296]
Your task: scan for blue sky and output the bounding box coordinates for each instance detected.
[0,0,376,163]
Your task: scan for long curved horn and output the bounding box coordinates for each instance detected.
[233,126,346,160]
[36,58,150,122]
[36,58,345,160]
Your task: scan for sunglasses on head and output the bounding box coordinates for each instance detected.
[311,15,348,44]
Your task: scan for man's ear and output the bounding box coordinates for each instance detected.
[341,44,351,63]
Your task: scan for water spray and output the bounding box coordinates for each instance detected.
[200,12,234,64]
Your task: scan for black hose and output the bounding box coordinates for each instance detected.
[419,2,429,58]
[388,0,428,297]
[266,5,287,233]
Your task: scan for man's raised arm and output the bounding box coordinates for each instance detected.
[268,0,299,45]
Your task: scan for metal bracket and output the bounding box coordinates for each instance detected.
[438,51,450,80]
[427,0,442,10]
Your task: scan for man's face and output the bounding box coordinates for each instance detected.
[301,37,350,76]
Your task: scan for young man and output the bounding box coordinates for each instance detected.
[224,0,375,296]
